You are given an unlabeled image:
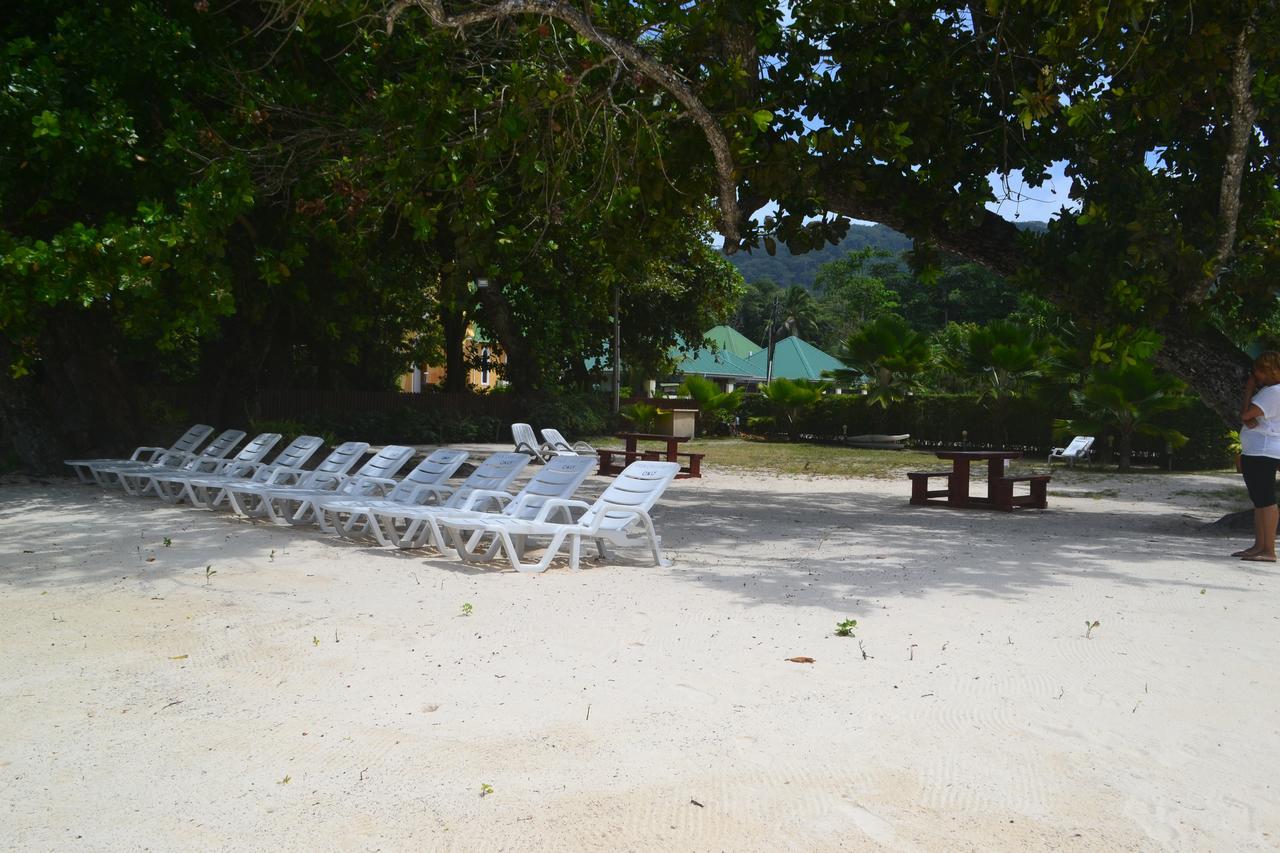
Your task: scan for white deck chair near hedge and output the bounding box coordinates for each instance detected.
[253,444,416,525]
[314,448,471,541]
[512,422,555,463]
[222,441,370,518]
[1049,436,1095,467]
[384,453,593,551]
[146,432,282,503]
[439,460,679,573]
[181,435,326,509]
[65,424,214,485]
[540,428,597,456]
[360,452,532,549]
[110,429,247,496]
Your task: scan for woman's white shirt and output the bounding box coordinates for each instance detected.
[1241,384,1280,459]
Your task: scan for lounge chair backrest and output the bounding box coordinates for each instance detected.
[385,448,470,500]
[172,424,216,455]
[231,432,283,464]
[579,461,680,530]
[512,423,542,453]
[351,444,415,481]
[1065,436,1093,456]
[445,452,531,508]
[541,428,573,452]
[504,455,596,519]
[192,429,246,462]
[270,435,326,470]
[300,441,371,487]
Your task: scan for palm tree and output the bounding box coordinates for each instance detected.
[828,315,931,408]
[948,320,1053,443]
[778,285,825,341]
[1058,363,1190,470]
[677,374,742,434]
[759,378,828,440]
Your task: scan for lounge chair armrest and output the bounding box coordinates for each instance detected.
[265,465,308,484]
[351,475,398,495]
[410,483,457,502]
[401,482,455,505]
[130,445,167,462]
[458,489,513,512]
[533,498,591,524]
[584,501,647,533]
[571,442,595,454]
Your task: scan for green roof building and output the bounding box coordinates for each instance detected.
[671,345,765,382]
[744,336,846,382]
[701,325,761,359]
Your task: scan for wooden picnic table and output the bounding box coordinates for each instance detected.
[597,432,702,478]
[908,450,1050,511]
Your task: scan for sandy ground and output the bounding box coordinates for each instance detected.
[1,457,1277,852]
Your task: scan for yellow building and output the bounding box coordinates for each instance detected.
[399,330,505,392]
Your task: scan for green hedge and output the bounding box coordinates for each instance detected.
[741,392,1234,470]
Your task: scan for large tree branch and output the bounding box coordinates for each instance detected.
[385,0,743,248]
[1190,19,1259,304]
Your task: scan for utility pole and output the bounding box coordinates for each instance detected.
[611,284,621,413]
[765,298,777,384]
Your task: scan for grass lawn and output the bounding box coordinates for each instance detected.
[585,436,952,479]
[581,436,1232,480]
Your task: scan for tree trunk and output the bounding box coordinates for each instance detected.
[476,280,539,393]
[1118,431,1133,471]
[440,302,468,393]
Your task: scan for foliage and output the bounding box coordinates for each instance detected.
[677,374,742,434]
[619,402,665,432]
[758,378,828,439]
[829,315,932,408]
[1057,364,1193,470]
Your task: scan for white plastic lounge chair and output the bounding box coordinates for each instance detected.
[222,441,371,518]
[110,429,247,496]
[182,435,326,509]
[358,452,533,549]
[382,453,594,551]
[65,424,214,485]
[1049,436,1095,467]
[315,448,471,541]
[512,422,555,463]
[146,432,283,503]
[540,428,597,456]
[439,460,679,573]
[252,444,416,525]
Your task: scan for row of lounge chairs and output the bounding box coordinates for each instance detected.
[64,425,679,573]
[512,423,597,464]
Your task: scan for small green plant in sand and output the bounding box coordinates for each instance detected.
[460,602,473,617]
[278,775,291,785]
[312,635,320,646]
[204,564,216,585]
[834,619,858,637]
[162,537,172,548]
[479,783,494,797]
[1084,620,1100,639]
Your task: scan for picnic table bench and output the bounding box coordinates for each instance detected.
[597,432,703,479]
[908,450,1049,511]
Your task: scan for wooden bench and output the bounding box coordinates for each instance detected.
[993,474,1050,511]
[597,448,704,478]
[908,471,954,506]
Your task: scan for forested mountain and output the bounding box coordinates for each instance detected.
[728,221,1048,289]
[727,224,912,287]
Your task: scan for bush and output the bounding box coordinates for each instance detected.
[522,391,610,437]
[738,391,1233,469]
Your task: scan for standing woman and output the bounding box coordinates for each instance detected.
[1236,351,1280,561]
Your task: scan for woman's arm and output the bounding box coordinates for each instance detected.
[1243,372,1263,425]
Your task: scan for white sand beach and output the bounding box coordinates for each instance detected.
[1,463,1277,851]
